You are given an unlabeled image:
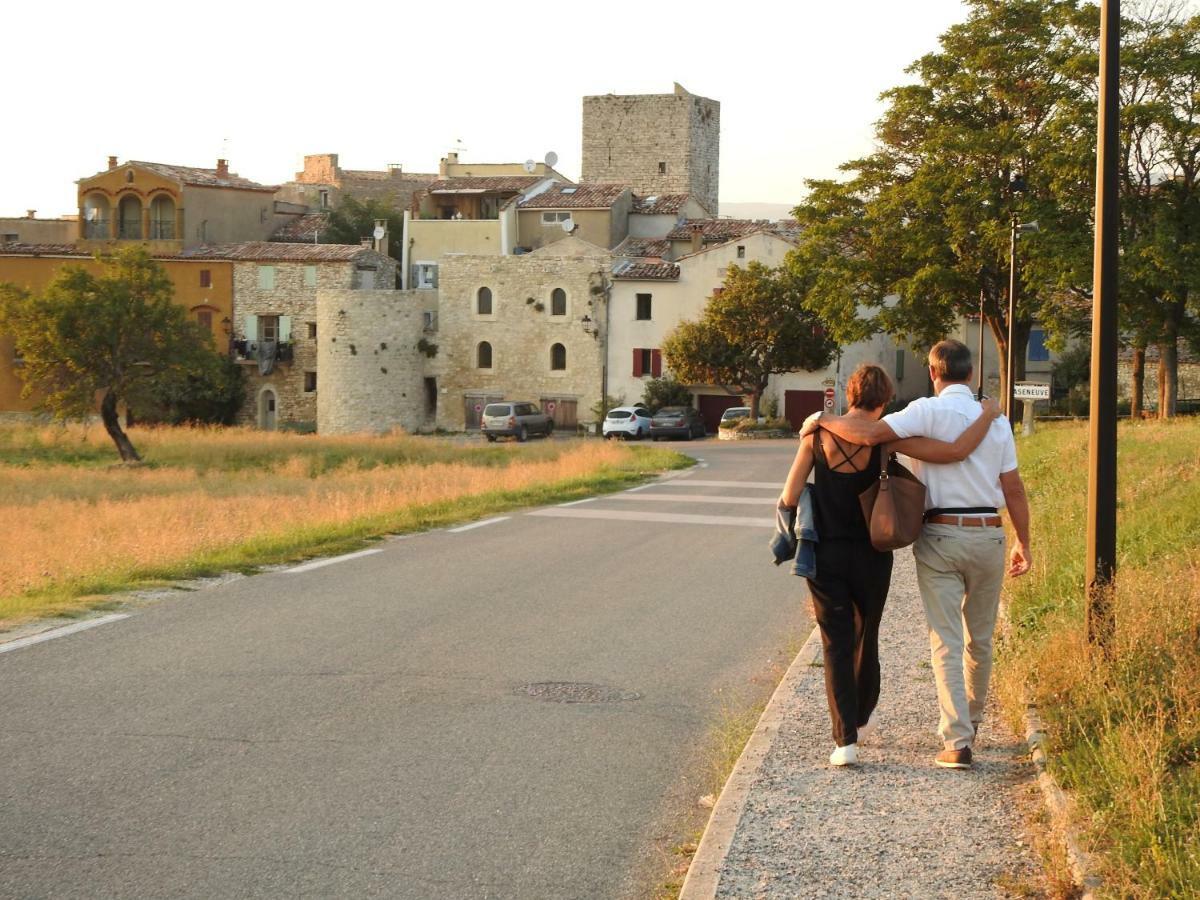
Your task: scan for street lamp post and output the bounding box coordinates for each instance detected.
[977,289,986,400]
[1086,0,1120,648]
[1005,216,1040,421]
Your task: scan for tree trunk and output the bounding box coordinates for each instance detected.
[748,388,761,421]
[101,390,141,462]
[1158,299,1184,419]
[990,318,1032,422]
[1130,344,1145,419]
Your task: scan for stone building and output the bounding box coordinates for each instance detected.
[516,183,634,251]
[432,237,612,431]
[276,153,438,214]
[178,243,397,430]
[582,84,720,216]
[0,212,75,245]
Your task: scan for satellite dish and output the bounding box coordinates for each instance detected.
[544,151,559,168]
[372,226,386,240]
[523,159,537,173]
[561,218,575,233]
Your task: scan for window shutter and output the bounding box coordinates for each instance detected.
[651,349,662,378]
[279,316,292,343]
[244,315,258,342]
[431,265,439,288]
[632,348,643,377]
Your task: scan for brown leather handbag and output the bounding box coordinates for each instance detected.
[858,448,927,551]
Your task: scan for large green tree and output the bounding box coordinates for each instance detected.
[321,196,404,263]
[661,262,836,419]
[0,249,233,461]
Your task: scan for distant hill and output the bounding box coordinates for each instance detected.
[718,202,797,221]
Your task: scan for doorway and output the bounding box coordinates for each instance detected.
[258,388,278,430]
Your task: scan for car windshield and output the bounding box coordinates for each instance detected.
[656,408,686,416]
[607,410,632,419]
[722,408,750,419]
[483,404,511,417]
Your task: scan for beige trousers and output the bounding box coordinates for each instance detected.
[913,523,1007,751]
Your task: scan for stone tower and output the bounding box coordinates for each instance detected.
[581,83,720,215]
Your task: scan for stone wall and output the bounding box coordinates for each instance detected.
[433,238,611,430]
[316,289,428,434]
[581,84,720,216]
[1117,360,1200,405]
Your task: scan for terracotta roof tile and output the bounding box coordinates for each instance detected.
[270,213,329,243]
[613,237,671,259]
[427,175,544,193]
[665,218,774,242]
[518,183,629,209]
[181,242,383,262]
[0,242,88,257]
[633,194,691,215]
[123,161,277,192]
[612,259,679,280]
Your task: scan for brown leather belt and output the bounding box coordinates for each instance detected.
[926,514,1003,528]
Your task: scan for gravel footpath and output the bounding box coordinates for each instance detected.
[710,548,1041,899]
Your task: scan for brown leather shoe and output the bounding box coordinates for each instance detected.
[934,747,972,769]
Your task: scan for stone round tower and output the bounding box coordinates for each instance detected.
[316,288,427,434]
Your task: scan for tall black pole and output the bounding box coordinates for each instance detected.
[1087,0,1120,647]
[977,289,986,399]
[1007,219,1018,420]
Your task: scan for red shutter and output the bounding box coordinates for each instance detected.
[651,349,662,378]
[632,348,643,377]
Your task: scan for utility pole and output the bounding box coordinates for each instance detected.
[977,289,986,400]
[1007,219,1018,420]
[1086,0,1120,648]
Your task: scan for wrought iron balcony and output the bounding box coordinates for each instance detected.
[85,220,109,239]
[118,222,142,240]
[149,220,175,239]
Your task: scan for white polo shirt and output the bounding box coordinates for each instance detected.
[884,383,1019,511]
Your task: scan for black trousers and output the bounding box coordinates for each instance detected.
[806,539,894,747]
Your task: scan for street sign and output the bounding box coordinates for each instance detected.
[1014,382,1051,401]
[546,401,556,412]
[823,387,835,411]
[473,403,482,413]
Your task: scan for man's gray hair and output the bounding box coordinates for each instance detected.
[928,340,973,382]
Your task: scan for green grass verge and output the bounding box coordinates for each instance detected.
[1,444,691,629]
[996,418,1200,898]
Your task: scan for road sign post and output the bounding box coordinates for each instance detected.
[1013,383,1049,436]
[823,388,835,412]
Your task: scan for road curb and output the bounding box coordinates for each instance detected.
[1022,701,1103,899]
[678,621,822,900]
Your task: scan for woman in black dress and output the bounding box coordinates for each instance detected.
[778,365,999,765]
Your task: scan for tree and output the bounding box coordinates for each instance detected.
[661,262,836,419]
[0,248,233,461]
[321,196,404,262]
[640,376,692,412]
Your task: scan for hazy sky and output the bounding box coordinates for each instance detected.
[4,0,970,218]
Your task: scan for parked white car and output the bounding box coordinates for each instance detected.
[602,405,653,440]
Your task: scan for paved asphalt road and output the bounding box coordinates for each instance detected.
[0,440,811,900]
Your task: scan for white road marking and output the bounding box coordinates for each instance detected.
[0,614,130,655]
[653,479,780,489]
[447,517,511,534]
[556,497,596,508]
[528,508,773,529]
[611,493,773,506]
[286,548,384,573]
[624,485,652,493]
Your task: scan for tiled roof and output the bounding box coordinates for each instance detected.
[665,218,775,242]
[613,236,671,259]
[181,242,382,262]
[0,242,87,257]
[633,194,691,215]
[427,175,544,193]
[270,213,329,243]
[612,259,679,281]
[123,161,277,192]
[518,183,628,209]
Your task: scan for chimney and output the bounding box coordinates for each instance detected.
[216,159,229,177]
[108,156,118,170]
[689,223,704,254]
[26,210,36,219]
[373,218,389,258]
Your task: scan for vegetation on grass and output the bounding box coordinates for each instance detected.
[0,423,689,627]
[641,377,694,413]
[0,249,238,461]
[995,419,1200,898]
[662,261,835,420]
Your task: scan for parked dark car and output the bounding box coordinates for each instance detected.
[481,401,554,442]
[650,406,706,441]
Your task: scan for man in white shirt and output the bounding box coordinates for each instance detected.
[808,340,1031,769]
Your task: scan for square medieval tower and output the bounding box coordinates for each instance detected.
[581,83,720,216]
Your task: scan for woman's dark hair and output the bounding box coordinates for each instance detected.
[846,364,894,411]
[928,340,973,382]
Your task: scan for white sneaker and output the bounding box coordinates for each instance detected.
[829,744,858,766]
[857,711,879,742]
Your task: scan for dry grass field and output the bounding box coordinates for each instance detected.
[0,423,688,627]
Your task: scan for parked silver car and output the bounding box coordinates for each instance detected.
[481,401,554,442]
[650,406,706,441]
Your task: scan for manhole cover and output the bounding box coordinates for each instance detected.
[517,682,641,703]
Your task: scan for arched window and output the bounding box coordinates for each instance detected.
[550,343,567,371]
[477,341,493,369]
[477,286,492,315]
[550,288,566,316]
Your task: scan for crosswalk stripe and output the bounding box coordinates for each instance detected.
[611,493,773,506]
[652,479,780,489]
[528,508,773,528]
